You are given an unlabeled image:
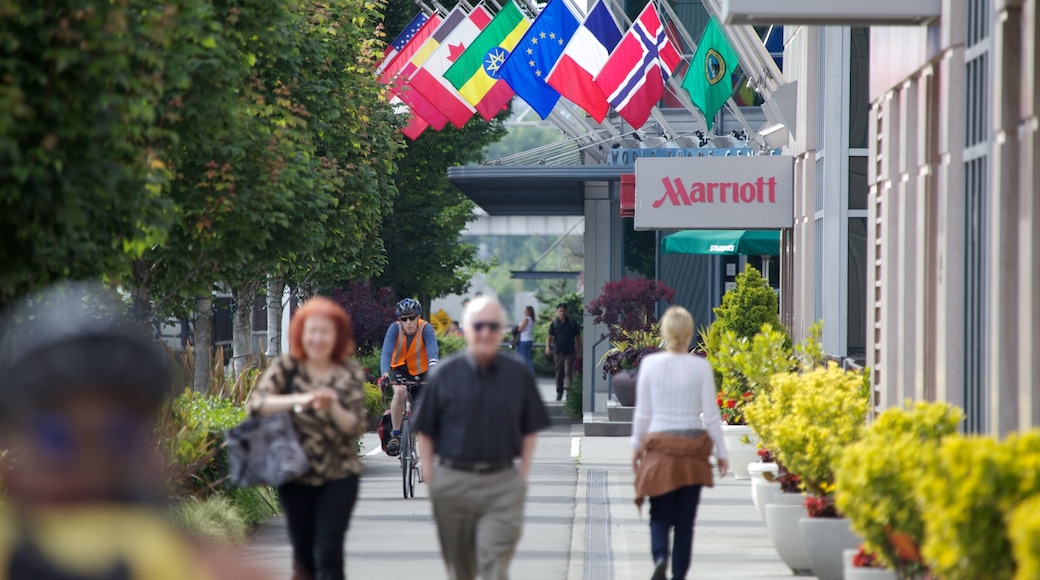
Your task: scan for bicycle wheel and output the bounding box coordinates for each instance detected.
[408,430,419,497]
[401,419,414,499]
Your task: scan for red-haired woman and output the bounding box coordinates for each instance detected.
[247,296,367,580]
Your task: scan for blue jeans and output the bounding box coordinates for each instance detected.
[517,341,534,373]
[649,484,703,580]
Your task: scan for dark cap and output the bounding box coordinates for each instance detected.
[0,283,171,424]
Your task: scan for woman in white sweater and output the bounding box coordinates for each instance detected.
[631,306,728,580]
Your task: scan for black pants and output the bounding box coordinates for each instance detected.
[649,484,703,580]
[278,475,360,580]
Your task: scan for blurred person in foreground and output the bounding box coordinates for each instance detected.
[247,297,367,580]
[415,297,550,580]
[0,283,266,579]
[631,306,729,580]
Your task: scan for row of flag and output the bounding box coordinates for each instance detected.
[377,0,742,140]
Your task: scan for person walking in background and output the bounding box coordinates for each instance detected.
[545,303,580,401]
[516,306,536,374]
[247,297,367,580]
[415,296,550,580]
[631,306,729,580]
[0,283,269,579]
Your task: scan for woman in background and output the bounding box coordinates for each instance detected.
[631,306,728,580]
[516,305,536,373]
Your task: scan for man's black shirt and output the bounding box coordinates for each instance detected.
[548,316,580,355]
[414,352,550,463]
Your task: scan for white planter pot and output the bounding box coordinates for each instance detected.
[721,424,759,479]
[764,503,812,575]
[800,518,862,580]
[748,461,779,483]
[842,550,898,580]
[753,480,782,520]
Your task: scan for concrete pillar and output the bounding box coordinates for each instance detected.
[583,181,612,414]
[1018,0,1040,429]
[915,67,940,402]
[897,80,920,403]
[877,92,903,409]
[988,3,1023,436]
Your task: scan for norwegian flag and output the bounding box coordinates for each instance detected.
[593,2,681,129]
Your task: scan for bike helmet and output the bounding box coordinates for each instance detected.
[395,298,422,319]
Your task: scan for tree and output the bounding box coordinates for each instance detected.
[373,1,508,302]
[0,1,191,307]
[704,265,787,352]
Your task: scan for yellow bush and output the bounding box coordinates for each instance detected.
[1010,495,1040,580]
[915,431,1040,580]
[746,363,868,496]
[834,401,963,575]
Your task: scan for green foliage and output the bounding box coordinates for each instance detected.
[438,334,467,357]
[915,431,1040,580]
[704,266,786,356]
[363,381,385,420]
[1009,495,1040,580]
[0,0,189,306]
[834,401,964,576]
[355,349,382,380]
[222,485,280,530]
[169,494,248,547]
[565,371,584,421]
[745,363,868,497]
[708,324,794,424]
[598,324,660,378]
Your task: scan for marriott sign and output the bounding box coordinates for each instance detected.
[633,156,794,230]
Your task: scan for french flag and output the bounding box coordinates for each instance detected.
[593,1,681,129]
[545,0,622,123]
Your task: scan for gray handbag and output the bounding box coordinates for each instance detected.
[225,366,310,487]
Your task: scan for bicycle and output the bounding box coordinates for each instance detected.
[387,373,423,499]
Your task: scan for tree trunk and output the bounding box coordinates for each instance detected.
[231,283,257,376]
[266,275,284,358]
[193,294,213,392]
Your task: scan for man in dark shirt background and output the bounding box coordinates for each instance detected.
[415,296,550,580]
[545,303,580,401]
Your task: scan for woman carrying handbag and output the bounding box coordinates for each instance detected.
[246,297,367,580]
[631,306,729,580]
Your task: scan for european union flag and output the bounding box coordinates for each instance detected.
[499,0,581,119]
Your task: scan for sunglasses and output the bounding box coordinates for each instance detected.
[472,321,502,332]
[399,316,417,322]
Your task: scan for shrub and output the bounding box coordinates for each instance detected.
[329,281,396,352]
[1010,494,1040,580]
[222,485,280,530]
[598,324,660,379]
[709,323,794,425]
[169,494,248,548]
[565,371,583,421]
[746,363,868,498]
[586,277,674,343]
[438,334,467,357]
[363,381,385,421]
[916,431,1040,580]
[834,401,963,575]
[354,348,382,381]
[703,266,786,355]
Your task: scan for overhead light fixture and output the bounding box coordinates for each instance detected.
[721,0,940,26]
[751,123,789,151]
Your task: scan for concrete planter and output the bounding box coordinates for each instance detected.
[611,369,637,406]
[721,424,759,479]
[799,517,861,580]
[749,462,780,514]
[753,480,782,520]
[842,549,898,580]
[764,502,812,575]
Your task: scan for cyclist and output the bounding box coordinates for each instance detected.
[380,298,439,456]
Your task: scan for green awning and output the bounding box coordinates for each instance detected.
[661,230,781,256]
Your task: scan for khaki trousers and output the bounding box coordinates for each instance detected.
[428,463,527,580]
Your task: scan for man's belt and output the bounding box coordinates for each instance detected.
[439,457,513,474]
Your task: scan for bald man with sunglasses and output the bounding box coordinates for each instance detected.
[415,297,550,580]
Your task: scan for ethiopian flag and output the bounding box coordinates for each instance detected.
[444,1,531,120]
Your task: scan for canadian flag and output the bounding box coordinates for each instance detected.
[593,2,681,129]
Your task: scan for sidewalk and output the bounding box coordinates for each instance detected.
[243,376,801,579]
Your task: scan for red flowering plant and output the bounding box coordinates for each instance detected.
[587,277,675,378]
[851,545,884,568]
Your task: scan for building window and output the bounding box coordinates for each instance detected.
[849,157,869,210]
[849,27,870,149]
[847,218,868,359]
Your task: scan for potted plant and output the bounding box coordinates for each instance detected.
[843,546,897,580]
[586,277,674,407]
[834,401,963,579]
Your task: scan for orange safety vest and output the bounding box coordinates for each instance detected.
[390,319,430,376]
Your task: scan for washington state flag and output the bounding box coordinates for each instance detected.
[444,1,531,120]
[681,16,740,132]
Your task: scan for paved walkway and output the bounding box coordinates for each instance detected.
[242,378,799,579]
